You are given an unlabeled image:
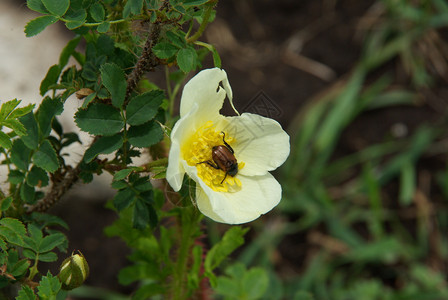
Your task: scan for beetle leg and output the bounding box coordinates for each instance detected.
[220,131,234,154]
[197,160,220,170]
[220,172,228,184]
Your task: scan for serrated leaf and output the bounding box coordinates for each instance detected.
[27,0,49,14]
[8,104,35,119]
[100,63,127,108]
[59,36,82,68]
[8,170,25,184]
[183,0,210,6]
[0,218,27,246]
[177,47,198,73]
[0,99,21,121]
[17,285,37,300]
[133,197,157,229]
[97,21,110,33]
[90,2,105,22]
[20,183,36,204]
[10,258,31,278]
[1,196,13,211]
[0,131,12,149]
[3,119,26,136]
[153,42,179,59]
[113,168,135,181]
[113,188,135,211]
[123,0,143,18]
[84,134,123,163]
[38,251,58,262]
[32,140,59,173]
[25,15,58,37]
[41,0,69,16]
[205,226,249,272]
[10,139,31,171]
[27,166,49,187]
[75,103,124,136]
[128,121,163,148]
[37,273,61,298]
[39,233,66,253]
[126,90,164,126]
[40,65,61,96]
[37,97,63,138]
[19,113,39,150]
[64,9,87,29]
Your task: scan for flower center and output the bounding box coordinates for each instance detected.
[182,121,244,192]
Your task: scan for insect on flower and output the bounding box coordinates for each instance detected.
[198,132,238,184]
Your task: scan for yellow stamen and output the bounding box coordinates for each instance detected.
[182,121,244,192]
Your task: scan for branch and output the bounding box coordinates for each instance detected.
[125,22,162,101]
[27,164,81,213]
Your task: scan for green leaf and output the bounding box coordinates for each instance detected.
[100,63,127,108]
[126,90,164,126]
[37,273,61,299]
[27,166,49,187]
[25,15,58,37]
[128,121,163,148]
[40,64,61,96]
[133,197,157,229]
[20,183,36,204]
[0,99,20,121]
[75,103,124,136]
[113,188,135,211]
[97,21,110,33]
[38,251,58,262]
[17,285,37,300]
[9,258,31,278]
[2,119,26,136]
[8,103,35,119]
[205,226,249,272]
[242,267,269,299]
[177,47,198,73]
[37,97,63,138]
[10,139,31,171]
[0,131,12,149]
[27,0,49,14]
[65,9,87,29]
[1,197,13,211]
[41,0,69,16]
[39,233,66,253]
[84,134,123,163]
[113,168,135,181]
[32,140,59,173]
[89,2,105,22]
[0,218,26,246]
[8,170,25,184]
[183,0,210,6]
[59,36,82,68]
[19,113,39,150]
[153,42,179,59]
[123,0,143,18]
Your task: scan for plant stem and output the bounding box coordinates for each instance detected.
[186,1,217,43]
[172,206,202,300]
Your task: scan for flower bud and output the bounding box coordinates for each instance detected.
[58,251,89,290]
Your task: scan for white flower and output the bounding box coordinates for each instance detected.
[166,68,290,224]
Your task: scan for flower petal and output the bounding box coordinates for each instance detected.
[195,172,282,224]
[217,113,290,176]
[180,68,236,124]
[166,105,200,191]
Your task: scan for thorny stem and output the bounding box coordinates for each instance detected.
[27,165,81,213]
[172,206,202,300]
[186,0,218,43]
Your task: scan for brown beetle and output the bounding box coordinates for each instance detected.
[198,132,238,184]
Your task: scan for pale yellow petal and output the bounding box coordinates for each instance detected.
[217,113,290,176]
[195,173,282,224]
